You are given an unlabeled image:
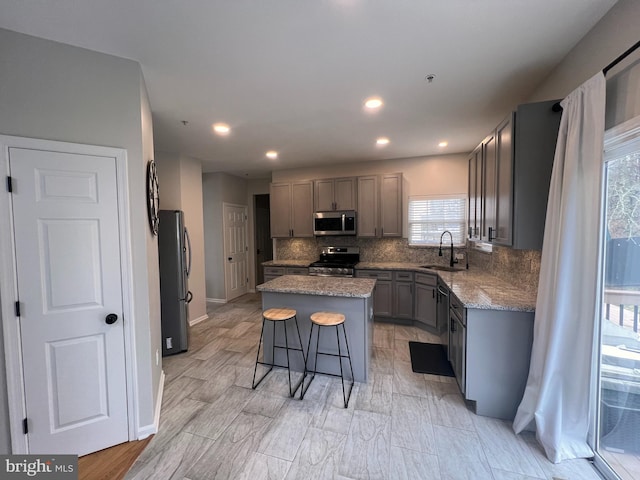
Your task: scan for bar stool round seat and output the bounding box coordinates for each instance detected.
[310,312,345,326]
[300,311,354,408]
[264,308,297,322]
[252,307,306,397]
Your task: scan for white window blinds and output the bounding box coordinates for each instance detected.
[408,194,466,246]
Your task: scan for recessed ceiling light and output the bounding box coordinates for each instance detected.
[438,141,448,147]
[376,137,390,146]
[364,97,383,110]
[266,151,278,159]
[212,123,230,135]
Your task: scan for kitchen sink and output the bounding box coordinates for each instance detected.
[420,264,463,272]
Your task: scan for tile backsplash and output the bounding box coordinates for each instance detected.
[275,237,541,290]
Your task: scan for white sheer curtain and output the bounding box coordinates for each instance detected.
[513,72,606,463]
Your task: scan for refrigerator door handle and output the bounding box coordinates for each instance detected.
[184,227,192,277]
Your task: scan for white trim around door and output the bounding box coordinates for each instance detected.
[0,135,138,453]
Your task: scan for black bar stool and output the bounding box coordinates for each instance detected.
[300,311,354,408]
[252,307,305,397]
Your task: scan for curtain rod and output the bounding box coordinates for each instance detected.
[552,39,640,112]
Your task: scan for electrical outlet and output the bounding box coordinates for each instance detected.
[156,349,159,365]
[455,253,465,260]
[166,337,173,350]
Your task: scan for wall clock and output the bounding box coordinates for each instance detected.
[146,159,160,235]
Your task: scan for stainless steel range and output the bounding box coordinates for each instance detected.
[308,246,360,277]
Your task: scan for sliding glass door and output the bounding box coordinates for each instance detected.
[593,118,640,480]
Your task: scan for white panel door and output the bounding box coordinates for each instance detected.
[9,147,128,456]
[224,203,248,301]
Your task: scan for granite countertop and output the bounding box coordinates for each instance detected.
[357,261,536,311]
[354,261,538,311]
[263,260,313,268]
[257,275,376,298]
[434,270,536,312]
[261,260,536,311]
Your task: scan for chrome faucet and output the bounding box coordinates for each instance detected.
[439,230,458,268]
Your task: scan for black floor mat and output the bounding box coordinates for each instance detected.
[408,341,455,377]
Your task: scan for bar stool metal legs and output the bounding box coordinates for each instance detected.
[300,312,354,408]
[252,308,305,397]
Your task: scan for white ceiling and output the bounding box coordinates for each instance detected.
[0,0,617,177]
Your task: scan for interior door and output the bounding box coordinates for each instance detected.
[9,147,128,456]
[224,203,248,301]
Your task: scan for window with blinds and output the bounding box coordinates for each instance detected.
[408,194,466,246]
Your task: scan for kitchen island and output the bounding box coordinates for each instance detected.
[256,275,376,382]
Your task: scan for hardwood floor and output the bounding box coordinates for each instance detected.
[79,436,153,480]
[122,292,602,479]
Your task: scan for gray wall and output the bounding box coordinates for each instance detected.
[140,76,162,426]
[155,152,207,322]
[528,0,640,129]
[202,172,249,301]
[0,28,161,447]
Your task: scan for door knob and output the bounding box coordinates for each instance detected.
[228,257,232,261]
[105,313,118,325]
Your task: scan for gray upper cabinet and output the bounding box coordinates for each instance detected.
[356,173,402,238]
[493,113,514,245]
[468,145,483,241]
[470,100,560,249]
[511,101,561,250]
[380,173,402,237]
[314,177,356,211]
[482,133,496,243]
[269,181,314,238]
[357,175,378,237]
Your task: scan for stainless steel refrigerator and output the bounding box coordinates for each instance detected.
[158,209,192,356]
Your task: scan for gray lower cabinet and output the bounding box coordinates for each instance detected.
[356,269,414,320]
[393,271,414,320]
[414,273,437,328]
[448,293,466,393]
[464,307,534,419]
[447,296,535,420]
[355,270,392,317]
[263,266,285,282]
[263,266,308,283]
[285,267,309,276]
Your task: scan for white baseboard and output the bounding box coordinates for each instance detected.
[189,314,209,326]
[206,297,227,304]
[137,370,165,440]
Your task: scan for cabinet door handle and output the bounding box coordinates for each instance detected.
[488,226,494,241]
[432,289,435,299]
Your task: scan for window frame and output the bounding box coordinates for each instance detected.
[407,193,467,247]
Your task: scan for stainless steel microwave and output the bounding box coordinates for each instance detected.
[313,211,357,236]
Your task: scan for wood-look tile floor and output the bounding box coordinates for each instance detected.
[125,293,602,480]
